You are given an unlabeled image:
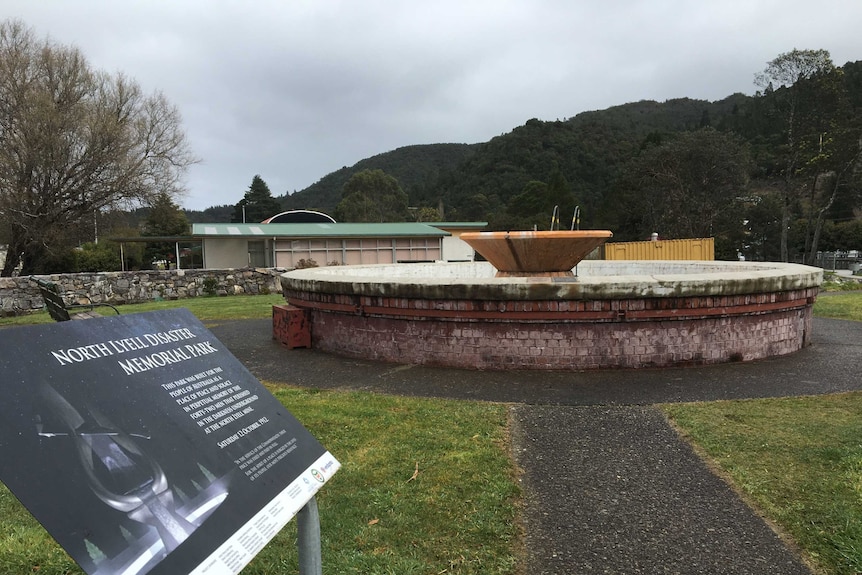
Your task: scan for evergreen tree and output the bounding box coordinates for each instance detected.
[143,192,190,236]
[615,128,752,257]
[334,170,410,222]
[754,49,837,261]
[413,207,441,222]
[233,175,282,223]
[142,191,190,268]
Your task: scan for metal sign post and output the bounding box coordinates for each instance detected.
[297,496,322,575]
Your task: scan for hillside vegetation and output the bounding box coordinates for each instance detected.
[281,143,479,214]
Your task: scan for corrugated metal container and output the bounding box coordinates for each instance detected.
[604,237,714,260]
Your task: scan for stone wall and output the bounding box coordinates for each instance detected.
[0,268,282,315]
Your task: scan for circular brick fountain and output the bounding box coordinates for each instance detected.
[279,257,822,370]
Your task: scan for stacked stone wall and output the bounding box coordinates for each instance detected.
[0,268,281,315]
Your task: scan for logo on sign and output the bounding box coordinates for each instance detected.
[311,469,325,483]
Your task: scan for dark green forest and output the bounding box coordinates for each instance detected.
[279,143,478,215]
[238,53,861,262]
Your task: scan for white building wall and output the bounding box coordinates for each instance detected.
[201,235,454,269]
[203,238,250,268]
[441,232,476,261]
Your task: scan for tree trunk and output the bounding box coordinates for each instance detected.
[808,171,847,266]
[20,242,45,276]
[1,251,20,277]
[802,174,820,265]
[1,236,24,277]
[779,190,791,262]
[808,213,825,266]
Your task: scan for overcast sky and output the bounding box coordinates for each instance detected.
[6,1,862,211]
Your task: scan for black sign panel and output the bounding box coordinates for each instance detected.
[0,309,339,575]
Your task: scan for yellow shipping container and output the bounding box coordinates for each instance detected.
[604,237,714,260]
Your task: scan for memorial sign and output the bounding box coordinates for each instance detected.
[0,309,339,575]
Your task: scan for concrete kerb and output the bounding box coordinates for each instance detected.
[281,260,823,299]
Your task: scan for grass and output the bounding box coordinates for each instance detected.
[0,387,519,575]
[0,293,284,327]
[814,291,862,321]
[664,290,862,574]
[820,271,862,292]
[663,394,862,575]
[249,387,519,575]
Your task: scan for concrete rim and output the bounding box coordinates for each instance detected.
[281,260,824,300]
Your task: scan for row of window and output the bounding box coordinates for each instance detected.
[250,238,442,268]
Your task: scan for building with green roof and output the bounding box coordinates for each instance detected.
[190,222,486,269]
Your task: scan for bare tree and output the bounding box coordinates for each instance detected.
[802,131,862,264]
[754,49,834,261]
[0,20,197,275]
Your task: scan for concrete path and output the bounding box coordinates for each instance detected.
[512,406,810,574]
[211,316,862,574]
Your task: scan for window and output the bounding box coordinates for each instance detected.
[248,240,266,267]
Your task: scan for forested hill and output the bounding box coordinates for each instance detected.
[279,94,753,222]
[417,95,752,224]
[280,143,479,213]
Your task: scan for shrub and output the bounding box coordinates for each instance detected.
[202,277,219,296]
[295,258,318,269]
[73,242,122,272]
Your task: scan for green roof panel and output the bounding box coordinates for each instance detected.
[191,222,451,238]
[427,222,488,229]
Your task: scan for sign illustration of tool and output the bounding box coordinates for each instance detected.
[0,308,339,575]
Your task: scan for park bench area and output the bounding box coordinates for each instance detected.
[31,276,120,321]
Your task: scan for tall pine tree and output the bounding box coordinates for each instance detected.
[233,175,282,223]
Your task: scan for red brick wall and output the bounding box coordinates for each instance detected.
[284,288,817,370]
[307,307,812,370]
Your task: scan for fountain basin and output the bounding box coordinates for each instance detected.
[460,230,613,276]
[279,260,822,370]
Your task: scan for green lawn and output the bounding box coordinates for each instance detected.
[663,394,862,575]
[813,291,862,321]
[249,387,519,575]
[0,293,284,327]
